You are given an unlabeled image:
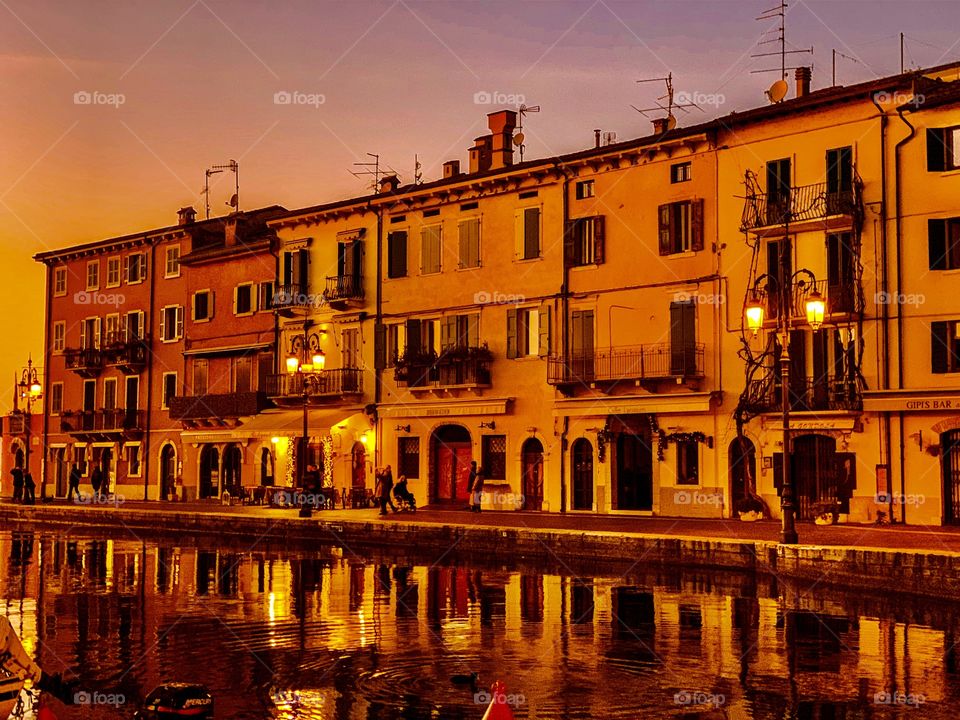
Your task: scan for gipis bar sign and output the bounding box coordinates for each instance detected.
[862,394,960,412]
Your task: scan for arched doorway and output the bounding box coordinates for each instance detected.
[160,444,176,500]
[431,425,472,503]
[14,446,24,470]
[521,438,544,511]
[99,448,113,495]
[729,437,756,505]
[615,428,653,511]
[351,442,366,489]
[222,444,242,494]
[199,445,220,499]
[259,448,275,486]
[51,447,67,497]
[943,430,960,523]
[572,438,594,510]
[775,434,853,520]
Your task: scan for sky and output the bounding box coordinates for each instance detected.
[2,0,960,411]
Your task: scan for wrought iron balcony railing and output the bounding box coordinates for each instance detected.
[272,283,316,310]
[394,347,493,389]
[742,373,862,414]
[168,391,272,420]
[265,368,363,399]
[547,342,705,385]
[64,347,103,376]
[102,334,149,372]
[740,181,861,232]
[59,409,145,434]
[324,274,364,302]
[763,279,859,321]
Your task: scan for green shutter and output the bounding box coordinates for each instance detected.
[929,219,948,270]
[538,303,551,357]
[374,322,386,370]
[593,215,605,264]
[506,309,518,359]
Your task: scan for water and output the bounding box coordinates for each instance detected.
[1,527,959,719]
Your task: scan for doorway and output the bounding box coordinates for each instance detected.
[222,444,242,494]
[774,434,854,520]
[199,445,220,499]
[943,430,960,524]
[351,442,366,488]
[52,447,67,497]
[160,444,176,500]
[571,439,594,510]
[729,437,756,504]
[615,429,653,511]
[432,425,472,503]
[521,438,544,511]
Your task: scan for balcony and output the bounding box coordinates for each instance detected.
[762,279,859,323]
[395,346,493,394]
[64,348,102,377]
[272,283,316,315]
[324,274,364,309]
[168,391,272,422]
[265,368,363,403]
[742,374,862,414]
[740,181,862,235]
[59,409,145,439]
[547,343,705,388]
[102,335,149,374]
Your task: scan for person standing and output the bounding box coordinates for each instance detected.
[90,466,103,501]
[10,466,23,503]
[466,461,478,511]
[22,470,35,505]
[68,464,82,502]
[470,465,485,513]
[375,466,396,516]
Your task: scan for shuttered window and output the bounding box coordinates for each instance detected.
[564,216,604,266]
[506,307,544,358]
[421,225,442,274]
[458,218,480,268]
[932,321,960,373]
[387,231,408,278]
[658,199,704,255]
[160,305,184,342]
[929,218,960,271]
[518,207,540,260]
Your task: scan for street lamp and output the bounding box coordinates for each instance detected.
[746,257,825,545]
[16,357,42,499]
[286,329,326,517]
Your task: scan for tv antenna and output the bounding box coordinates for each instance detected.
[413,154,423,185]
[514,104,539,161]
[831,48,860,86]
[632,72,699,130]
[203,160,238,219]
[752,0,812,102]
[349,153,398,192]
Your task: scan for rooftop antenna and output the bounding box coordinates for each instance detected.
[900,31,905,74]
[514,104,539,161]
[203,160,239,219]
[632,72,699,130]
[831,48,859,86]
[751,1,812,102]
[413,154,423,185]
[350,153,398,192]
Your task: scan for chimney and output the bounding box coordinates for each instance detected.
[378,174,400,194]
[177,206,196,225]
[487,109,517,170]
[224,217,238,246]
[594,129,601,149]
[469,135,493,174]
[443,160,461,179]
[795,66,811,98]
[652,117,670,134]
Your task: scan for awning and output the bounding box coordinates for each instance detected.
[183,342,272,357]
[181,407,364,442]
[553,391,720,417]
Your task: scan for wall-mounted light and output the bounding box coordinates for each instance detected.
[395,424,411,433]
[359,431,369,445]
[271,436,281,444]
[480,421,496,430]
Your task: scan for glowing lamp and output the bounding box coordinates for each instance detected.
[745,296,765,334]
[805,289,826,331]
[270,436,281,444]
[29,382,42,397]
[312,351,326,370]
[285,355,300,374]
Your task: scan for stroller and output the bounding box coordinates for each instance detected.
[393,477,416,512]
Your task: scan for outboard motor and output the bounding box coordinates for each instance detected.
[134,684,213,719]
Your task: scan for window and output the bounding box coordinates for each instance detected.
[658,200,704,255]
[387,231,408,278]
[506,306,549,358]
[233,357,252,393]
[86,260,100,290]
[192,359,209,396]
[377,323,406,368]
[192,290,212,321]
[79,317,101,350]
[125,252,146,283]
[826,146,853,194]
[164,245,181,278]
[282,248,309,291]
[564,216,605,266]
[517,207,540,260]
[103,378,117,411]
[929,218,960,271]
[234,284,255,315]
[258,282,273,311]
[441,313,479,350]
[671,162,691,183]
[670,300,697,376]
[932,320,960,373]
[927,126,960,171]
[575,180,595,199]
[53,267,67,296]
[676,440,699,485]
[52,322,65,352]
[160,305,184,342]
[398,437,420,479]
[128,445,141,476]
[104,313,120,344]
[125,310,144,340]
[403,318,440,357]
[421,225,442,274]
[106,257,121,287]
[342,328,360,368]
[161,373,177,408]
[482,435,507,480]
[50,383,63,415]
[458,218,481,268]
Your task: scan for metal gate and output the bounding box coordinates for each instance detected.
[943,431,960,524]
[776,434,855,520]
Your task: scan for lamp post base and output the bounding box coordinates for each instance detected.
[780,528,798,545]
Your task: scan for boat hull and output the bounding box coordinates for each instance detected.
[0,676,24,719]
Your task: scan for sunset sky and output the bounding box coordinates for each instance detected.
[2,0,959,411]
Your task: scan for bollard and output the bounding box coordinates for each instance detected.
[481,680,515,720]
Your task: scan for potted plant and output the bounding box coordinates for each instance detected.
[735,496,764,522]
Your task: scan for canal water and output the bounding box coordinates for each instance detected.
[1,527,957,719]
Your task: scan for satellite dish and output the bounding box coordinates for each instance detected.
[227,193,238,208]
[767,79,789,104]
[513,132,525,146]
[666,114,677,131]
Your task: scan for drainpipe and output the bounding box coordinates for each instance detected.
[374,201,383,468]
[555,161,572,514]
[894,96,916,524]
[143,239,157,501]
[40,262,53,498]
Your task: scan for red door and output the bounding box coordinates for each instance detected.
[436,443,472,501]
[454,447,472,500]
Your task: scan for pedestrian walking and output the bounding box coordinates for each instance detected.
[466,461,478,511]
[375,465,397,516]
[90,466,103,501]
[68,464,82,501]
[470,465,485,513]
[22,470,35,505]
[10,466,23,503]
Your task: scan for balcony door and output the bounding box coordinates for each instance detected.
[669,300,696,376]
[338,240,362,295]
[615,428,653,512]
[827,232,855,313]
[943,431,960,524]
[826,146,853,214]
[83,380,96,413]
[766,157,791,223]
[521,438,544,511]
[283,248,308,291]
[125,376,139,428]
[570,310,594,381]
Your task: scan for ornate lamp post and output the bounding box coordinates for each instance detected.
[746,245,825,545]
[16,357,43,497]
[285,329,325,517]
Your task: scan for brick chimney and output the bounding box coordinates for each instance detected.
[652,117,670,134]
[487,109,517,170]
[443,160,461,179]
[177,206,196,225]
[796,66,811,98]
[379,174,400,194]
[224,216,238,246]
[469,135,493,174]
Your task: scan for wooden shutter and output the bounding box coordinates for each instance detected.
[658,204,671,255]
[932,321,950,373]
[404,319,421,356]
[122,255,129,284]
[94,318,102,349]
[175,306,183,339]
[670,301,696,375]
[538,303,551,357]
[592,215,605,264]
[297,249,308,289]
[441,315,457,350]
[160,308,167,341]
[79,321,87,349]
[506,309,518,359]
[374,322,387,370]
[524,207,540,259]
[139,252,147,281]
[467,313,479,347]
[929,218,948,270]
[563,220,576,266]
[927,128,947,172]
[388,231,407,278]
[690,199,704,252]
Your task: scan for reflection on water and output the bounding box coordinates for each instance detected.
[1,528,959,718]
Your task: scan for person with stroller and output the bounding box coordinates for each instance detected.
[392,475,416,511]
[375,465,397,516]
